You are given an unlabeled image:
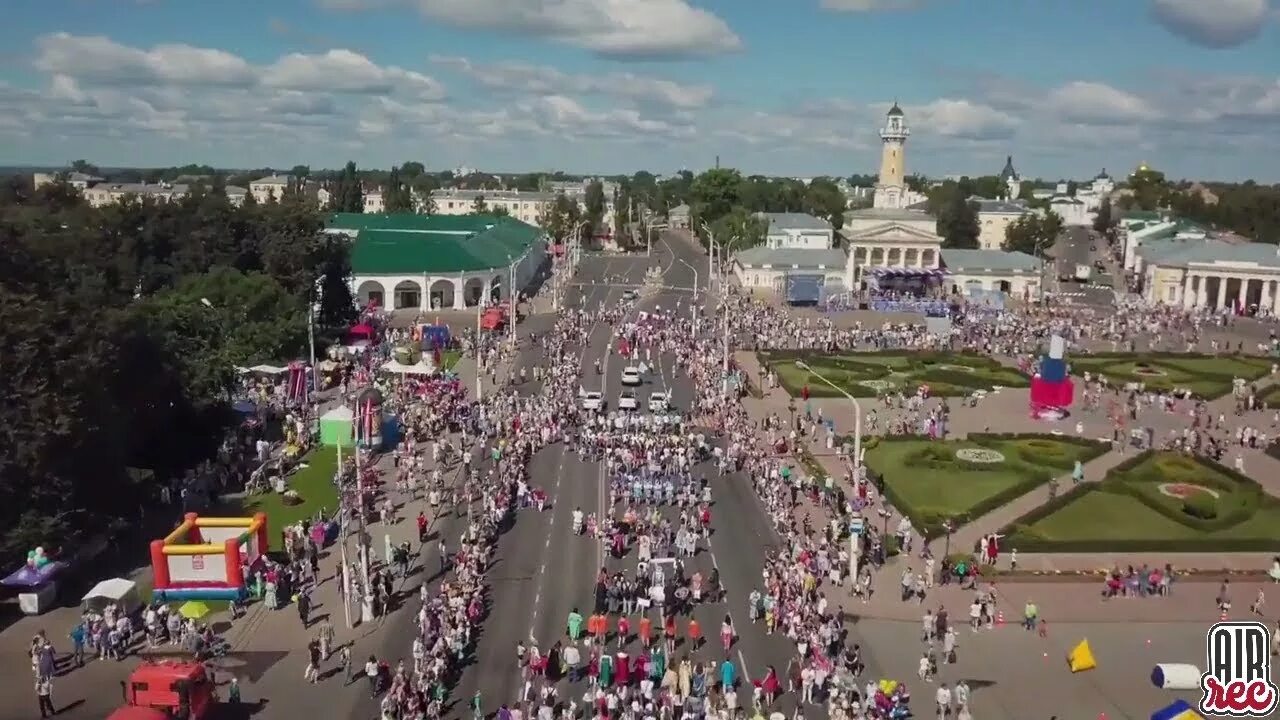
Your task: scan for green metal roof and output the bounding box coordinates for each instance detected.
[350,216,543,274]
[328,213,501,234]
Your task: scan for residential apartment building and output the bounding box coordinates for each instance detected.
[757,212,835,250]
[972,199,1031,250]
[429,188,615,234]
[34,171,104,190]
[82,182,190,208]
[248,175,292,204]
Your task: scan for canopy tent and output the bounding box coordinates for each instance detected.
[237,364,289,376]
[81,577,142,615]
[865,267,949,279]
[319,406,355,448]
[380,359,438,376]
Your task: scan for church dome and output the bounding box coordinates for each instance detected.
[999,155,1018,182]
[887,102,904,117]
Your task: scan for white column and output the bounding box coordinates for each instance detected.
[1238,277,1250,312]
[1181,274,1195,309]
[421,275,430,311]
[1216,276,1228,310]
[1273,281,1280,315]
[452,278,466,310]
[1263,280,1274,316]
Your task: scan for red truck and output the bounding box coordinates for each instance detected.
[107,661,217,720]
[480,306,508,331]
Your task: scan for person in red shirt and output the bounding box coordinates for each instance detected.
[687,618,702,651]
[638,616,652,647]
[617,616,631,649]
[416,512,428,543]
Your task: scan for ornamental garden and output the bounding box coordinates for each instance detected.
[1002,451,1280,553]
[761,351,1028,398]
[1065,353,1270,400]
[862,434,1111,539]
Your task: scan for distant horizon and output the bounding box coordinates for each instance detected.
[4,163,1264,187]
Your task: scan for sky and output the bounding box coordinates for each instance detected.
[1,0,1278,181]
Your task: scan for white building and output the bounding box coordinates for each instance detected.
[1048,195,1091,226]
[871,104,927,210]
[249,175,292,204]
[758,213,835,250]
[430,188,615,234]
[82,182,189,207]
[1135,239,1280,314]
[731,247,849,294]
[34,171,104,190]
[363,191,385,214]
[225,185,247,207]
[431,188,555,226]
[842,207,944,289]
[940,249,1043,300]
[973,199,1032,250]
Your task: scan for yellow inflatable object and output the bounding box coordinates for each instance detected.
[1068,639,1096,672]
[878,679,898,695]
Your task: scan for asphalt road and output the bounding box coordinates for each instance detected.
[1049,226,1115,306]
[439,232,818,715]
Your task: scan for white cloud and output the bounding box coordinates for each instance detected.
[911,99,1019,140]
[35,33,444,100]
[264,50,444,99]
[409,0,740,58]
[430,55,712,109]
[1044,81,1158,124]
[35,33,255,87]
[1149,0,1271,48]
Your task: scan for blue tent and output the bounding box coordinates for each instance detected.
[231,399,257,415]
[1151,699,1204,720]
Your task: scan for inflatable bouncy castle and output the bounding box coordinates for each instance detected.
[150,513,267,602]
[1030,335,1075,420]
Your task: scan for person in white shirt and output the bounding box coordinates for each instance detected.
[935,683,952,717]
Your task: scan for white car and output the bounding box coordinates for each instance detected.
[648,392,669,413]
[622,289,638,300]
[618,391,638,410]
[581,391,604,412]
[620,367,642,386]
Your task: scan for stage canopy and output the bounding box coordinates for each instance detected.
[865,267,949,279]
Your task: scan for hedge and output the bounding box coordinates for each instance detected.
[999,450,1280,553]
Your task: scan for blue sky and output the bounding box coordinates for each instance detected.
[1,0,1277,180]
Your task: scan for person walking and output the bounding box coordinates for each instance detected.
[36,675,55,718]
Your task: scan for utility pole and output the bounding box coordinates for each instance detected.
[308,302,318,393]
[721,304,730,399]
[474,300,483,401]
[354,442,373,624]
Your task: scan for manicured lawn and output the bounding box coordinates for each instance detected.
[864,434,1110,538]
[238,447,341,551]
[442,349,462,370]
[1066,353,1270,400]
[762,351,1028,398]
[1004,450,1280,552]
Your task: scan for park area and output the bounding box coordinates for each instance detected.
[761,350,1028,398]
[1002,450,1280,553]
[1066,353,1270,400]
[221,447,341,552]
[863,434,1110,538]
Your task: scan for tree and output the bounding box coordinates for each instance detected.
[801,178,848,230]
[329,161,364,213]
[933,188,980,249]
[384,167,414,213]
[1003,211,1063,255]
[1092,197,1114,234]
[583,180,606,238]
[290,165,311,179]
[690,168,742,224]
[1128,166,1168,211]
[538,193,581,242]
[471,195,488,214]
[70,159,99,175]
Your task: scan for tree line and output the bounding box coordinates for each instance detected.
[0,175,356,565]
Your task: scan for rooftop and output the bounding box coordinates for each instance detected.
[95,182,189,195]
[759,212,832,232]
[734,246,847,269]
[670,204,691,215]
[973,199,1029,215]
[328,212,495,234]
[430,188,557,202]
[941,249,1042,273]
[845,207,936,222]
[348,214,544,275]
[252,175,293,185]
[1140,240,1280,269]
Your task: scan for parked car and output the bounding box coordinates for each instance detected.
[581,391,604,412]
[618,391,638,410]
[620,367,642,386]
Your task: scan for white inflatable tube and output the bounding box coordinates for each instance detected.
[1150,663,1202,690]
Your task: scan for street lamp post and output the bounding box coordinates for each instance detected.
[700,221,717,297]
[474,300,483,401]
[646,221,668,258]
[795,360,863,468]
[942,518,954,558]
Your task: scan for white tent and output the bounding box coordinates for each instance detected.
[321,405,354,421]
[81,578,142,615]
[380,359,437,375]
